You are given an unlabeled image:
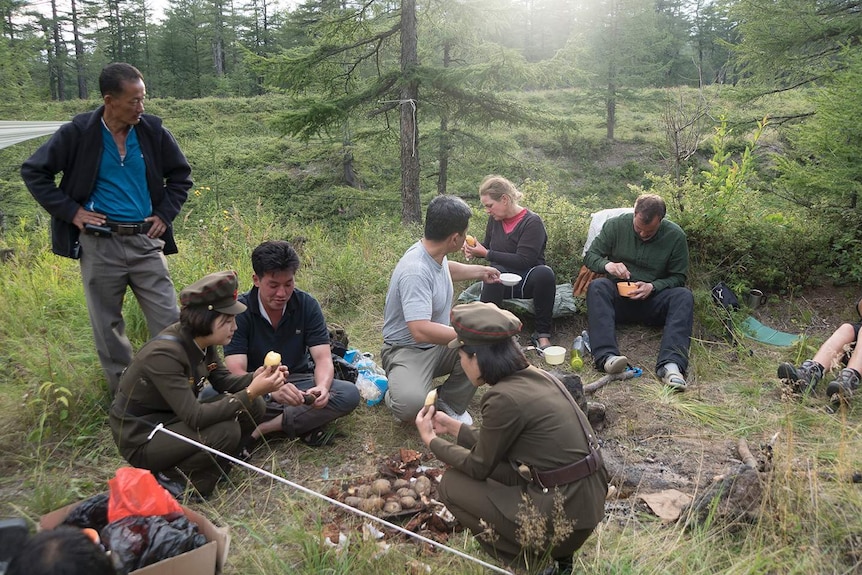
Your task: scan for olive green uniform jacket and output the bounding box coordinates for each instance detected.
[430,365,608,563]
[110,323,261,462]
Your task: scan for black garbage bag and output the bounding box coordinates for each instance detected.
[139,515,207,568]
[61,493,109,531]
[102,513,207,575]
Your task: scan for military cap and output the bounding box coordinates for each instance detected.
[179,270,247,315]
[448,302,522,349]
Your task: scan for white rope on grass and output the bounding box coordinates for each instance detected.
[148,423,514,575]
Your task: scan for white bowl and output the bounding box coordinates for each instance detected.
[499,273,522,287]
[543,346,566,365]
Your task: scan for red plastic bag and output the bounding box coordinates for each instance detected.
[108,467,183,523]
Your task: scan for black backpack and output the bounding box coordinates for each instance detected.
[711,282,740,311]
[327,323,358,383]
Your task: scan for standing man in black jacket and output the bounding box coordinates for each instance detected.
[21,62,192,395]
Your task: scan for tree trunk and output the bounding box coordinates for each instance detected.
[606,80,615,141]
[399,0,421,224]
[436,41,451,196]
[342,119,359,188]
[111,0,122,60]
[70,0,86,99]
[141,0,151,78]
[437,114,449,196]
[213,37,225,75]
[51,0,65,100]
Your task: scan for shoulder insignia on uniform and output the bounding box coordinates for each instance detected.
[207,362,218,372]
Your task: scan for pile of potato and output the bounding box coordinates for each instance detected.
[342,475,434,516]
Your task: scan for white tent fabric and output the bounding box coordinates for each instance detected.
[0,120,68,150]
[582,207,635,256]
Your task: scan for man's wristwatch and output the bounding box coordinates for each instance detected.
[263,393,272,402]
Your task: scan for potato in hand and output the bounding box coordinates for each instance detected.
[264,351,282,367]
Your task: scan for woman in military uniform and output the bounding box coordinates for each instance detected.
[110,270,285,497]
[415,302,608,575]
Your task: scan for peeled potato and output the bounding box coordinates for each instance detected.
[465,234,477,247]
[424,389,438,407]
[264,351,281,367]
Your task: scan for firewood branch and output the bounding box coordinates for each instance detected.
[737,438,759,470]
[584,370,638,394]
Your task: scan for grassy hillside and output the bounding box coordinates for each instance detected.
[1,87,859,574]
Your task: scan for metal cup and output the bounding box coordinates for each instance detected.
[745,289,767,309]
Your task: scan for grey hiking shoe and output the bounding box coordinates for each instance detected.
[602,355,628,374]
[777,360,822,394]
[658,367,687,392]
[826,368,860,404]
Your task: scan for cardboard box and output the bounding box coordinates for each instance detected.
[40,500,230,575]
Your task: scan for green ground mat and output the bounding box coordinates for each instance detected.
[457,282,580,318]
[740,316,800,347]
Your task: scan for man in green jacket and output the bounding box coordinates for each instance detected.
[583,194,693,390]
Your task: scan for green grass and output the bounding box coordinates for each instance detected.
[0,214,860,574]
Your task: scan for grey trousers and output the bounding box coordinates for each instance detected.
[79,232,179,395]
[381,343,476,422]
[264,374,361,437]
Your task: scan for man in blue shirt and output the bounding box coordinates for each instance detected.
[225,241,360,449]
[22,62,192,395]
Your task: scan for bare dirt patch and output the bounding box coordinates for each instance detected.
[508,283,861,524]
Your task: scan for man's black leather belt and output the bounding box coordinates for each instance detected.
[106,221,152,235]
[530,447,604,489]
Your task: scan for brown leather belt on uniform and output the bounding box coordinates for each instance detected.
[106,221,152,235]
[530,447,604,489]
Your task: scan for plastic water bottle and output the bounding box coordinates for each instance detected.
[570,336,584,370]
[354,352,389,405]
[343,349,360,364]
[581,330,591,357]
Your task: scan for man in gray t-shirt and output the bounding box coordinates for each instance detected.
[382,195,501,422]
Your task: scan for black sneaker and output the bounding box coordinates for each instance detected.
[537,557,573,575]
[299,427,340,447]
[153,470,205,503]
[826,368,860,404]
[154,471,187,499]
[777,360,821,394]
[238,435,260,461]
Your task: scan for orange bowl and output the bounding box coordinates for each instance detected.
[617,281,637,297]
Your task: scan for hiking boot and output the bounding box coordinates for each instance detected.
[777,360,822,394]
[602,355,628,374]
[826,368,860,404]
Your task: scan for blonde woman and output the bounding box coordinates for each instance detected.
[464,175,557,348]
